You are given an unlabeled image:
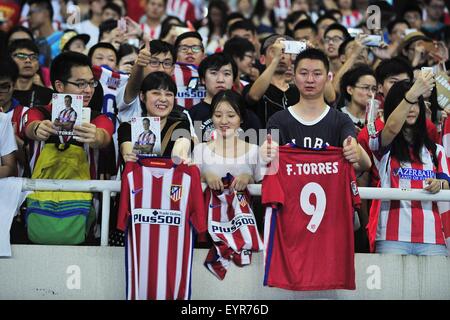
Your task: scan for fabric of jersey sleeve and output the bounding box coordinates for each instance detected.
[261,165,284,206]
[117,162,133,231]
[187,165,207,234]
[23,105,49,131]
[91,114,114,137]
[368,130,391,162]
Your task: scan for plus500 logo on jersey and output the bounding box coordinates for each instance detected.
[210,214,256,234]
[132,208,184,227]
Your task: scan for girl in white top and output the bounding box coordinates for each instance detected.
[193,90,264,192]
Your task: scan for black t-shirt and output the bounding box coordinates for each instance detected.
[243,83,300,128]
[13,84,53,108]
[118,116,192,158]
[267,106,356,148]
[189,100,263,143]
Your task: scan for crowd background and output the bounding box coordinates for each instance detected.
[0,0,450,255]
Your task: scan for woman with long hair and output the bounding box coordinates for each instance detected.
[368,73,450,256]
[251,0,277,38]
[197,0,229,55]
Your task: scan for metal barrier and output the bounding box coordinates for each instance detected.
[21,178,450,246]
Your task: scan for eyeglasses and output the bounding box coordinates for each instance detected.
[64,80,99,89]
[149,59,174,69]
[178,45,203,53]
[13,52,39,61]
[354,85,378,93]
[243,53,256,60]
[324,36,344,44]
[0,83,12,93]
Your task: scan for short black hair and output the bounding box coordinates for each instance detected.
[375,57,413,84]
[402,3,423,17]
[64,95,73,101]
[6,26,34,44]
[117,43,139,63]
[174,31,203,52]
[28,0,54,20]
[316,13,338,27]
[141,71,177,96]
[98,19,118,41]
[103,2,122,17]
[88,42,118,63]
[294,48,330,73]
[324,23,351,40]
[142,117,150,123]
[50,51,92,90]
[340,64,375,101]
[293,19,318,34]
[226,12,245,26]
[223,37,255,61]
[198,52,238,82]
[338,37,355,57]
[228,19,257,37]
[387,18,410,35]
[8,38,39,55]
[0,57,20,83]
[148,40,175,62]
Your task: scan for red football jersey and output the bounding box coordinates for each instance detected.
[117,158,207,300]
[262,146,360,291]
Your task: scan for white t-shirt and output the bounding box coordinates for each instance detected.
[0,113,17,165]
[193,142,264,182]
[74,20,99,49]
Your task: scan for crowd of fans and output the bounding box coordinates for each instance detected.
[1,0,450,255]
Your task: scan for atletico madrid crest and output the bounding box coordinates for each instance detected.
[236,193,247,207]
[170,185,182,202]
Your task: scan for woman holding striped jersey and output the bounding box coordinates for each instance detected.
[369,71,450,256]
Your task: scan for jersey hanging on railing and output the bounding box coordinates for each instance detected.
[204,175,264,280]
[117,158,207,300]
[262,146,360,291]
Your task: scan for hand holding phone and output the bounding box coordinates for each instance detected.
[282,40,307,54]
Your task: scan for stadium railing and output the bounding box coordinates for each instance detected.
[20,178,450,246]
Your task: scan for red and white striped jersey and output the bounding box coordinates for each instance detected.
[274,0,290,21]
[92,65,129,115]
[117,158,207,300]
[172,63,206,110]
[369,132,450,245]
[204,186,263,280]
[341,11,363,28]
[2,103,28,139]
[140,23,162,40]
[137,130,156,145]
[57,108,76,123]
[166,0,196,23]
